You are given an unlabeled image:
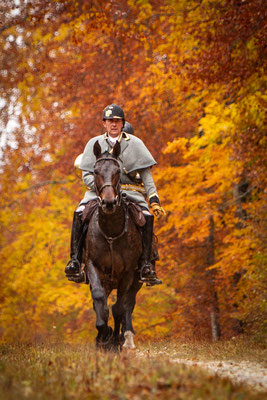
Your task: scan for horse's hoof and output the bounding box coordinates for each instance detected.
[121,346,136,353]
[122,330,136,350]
[95,326,114,351]
[110,345,119,353]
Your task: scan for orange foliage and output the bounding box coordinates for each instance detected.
[0,0,266,343]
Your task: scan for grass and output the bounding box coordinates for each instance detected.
[141,337,267,365]
[0,341,266,400]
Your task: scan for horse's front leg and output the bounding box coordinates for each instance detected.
[112,271,133,349]
[113,271,142,350]
[86,260,112,345]
[122,273,143,350]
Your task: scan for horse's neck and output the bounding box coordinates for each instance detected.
[98,205,125,237]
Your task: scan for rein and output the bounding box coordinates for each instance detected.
[94,155,127,281]
[98,204,129,281]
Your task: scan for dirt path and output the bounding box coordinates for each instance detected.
[136,349,267,392]
[171,359,267,392]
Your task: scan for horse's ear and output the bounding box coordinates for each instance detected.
[112,141,121,159]
[93,140,102,159]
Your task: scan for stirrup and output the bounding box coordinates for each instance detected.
[65,258,80,277]
[139,264,162,286]
[145,277,162,287]
[67,270,88,284]
[66,263,89,284]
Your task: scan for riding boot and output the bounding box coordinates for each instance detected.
[65,211,84,277]
[139,214,162,286]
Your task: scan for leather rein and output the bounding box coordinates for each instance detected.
[97,204,129,281]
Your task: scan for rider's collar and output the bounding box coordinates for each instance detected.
[108,134,120,143]
[104,132,130,142]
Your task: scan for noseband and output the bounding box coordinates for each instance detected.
[94,157,121,201]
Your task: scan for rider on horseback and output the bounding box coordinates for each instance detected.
[65,104,166,286]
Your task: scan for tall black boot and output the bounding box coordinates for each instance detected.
[140,214,162,286]
[65,211,84,277]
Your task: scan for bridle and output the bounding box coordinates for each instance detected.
[94,156,127,281]
[94,157,121,205]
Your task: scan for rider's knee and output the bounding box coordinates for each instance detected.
[142,209,151,215]
[141,207,153,219]
[76,204,86,213]
[142,209,154,222]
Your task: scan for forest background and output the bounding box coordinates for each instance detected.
[0,0,266,344]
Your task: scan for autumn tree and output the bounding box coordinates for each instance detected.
[0,0,266,342]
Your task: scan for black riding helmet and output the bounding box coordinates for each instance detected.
[102,104,125,122]
[123,121,134,135]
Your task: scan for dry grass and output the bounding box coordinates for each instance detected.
[0,340,266,400]
[141,336,267,365]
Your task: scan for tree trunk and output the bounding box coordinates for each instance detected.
[206,215,221,341]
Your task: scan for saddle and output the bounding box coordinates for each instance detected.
[82,199,146,228]
[81,199,158,274]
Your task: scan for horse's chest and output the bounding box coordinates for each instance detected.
[91,237,138,261]
[87,227,141,272]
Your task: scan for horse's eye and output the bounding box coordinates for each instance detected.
[94,170,99,175]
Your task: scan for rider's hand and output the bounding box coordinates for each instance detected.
[151,203,166,219]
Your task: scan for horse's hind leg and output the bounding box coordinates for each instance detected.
[112,302,124,347]
[86,261,112,346]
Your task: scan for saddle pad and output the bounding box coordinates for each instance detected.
[82,199,98,224]
[126,202,146,227]
[82,199,146,227]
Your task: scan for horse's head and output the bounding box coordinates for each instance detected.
[93,140,121,214]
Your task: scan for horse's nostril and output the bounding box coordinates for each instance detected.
[102,198,116,208]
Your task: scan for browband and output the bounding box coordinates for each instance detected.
[94,157,120,168]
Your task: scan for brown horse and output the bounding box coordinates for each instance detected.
[83,140,143,350]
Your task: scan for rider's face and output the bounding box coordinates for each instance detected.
[103,119,123,138]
